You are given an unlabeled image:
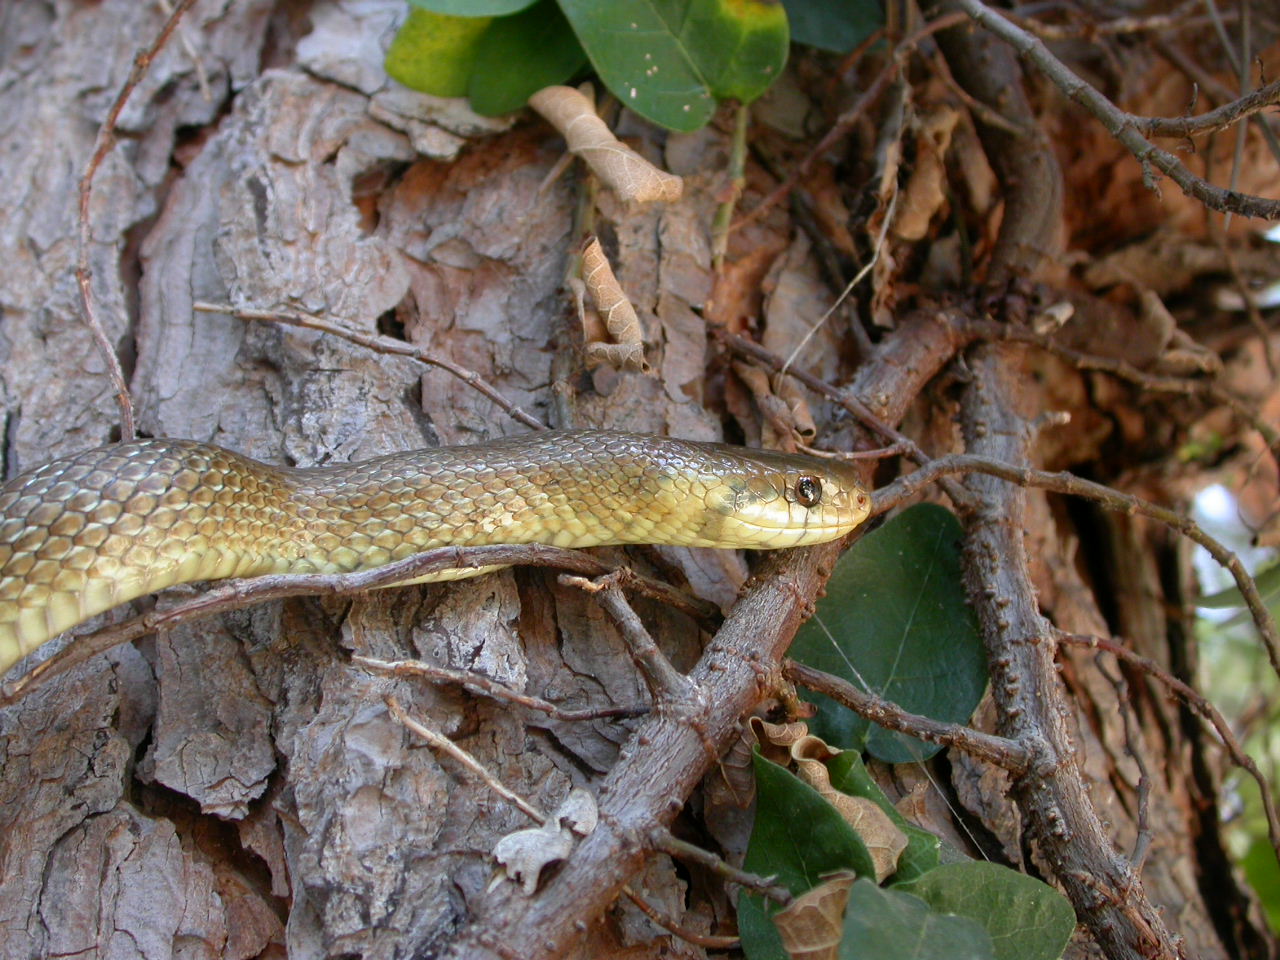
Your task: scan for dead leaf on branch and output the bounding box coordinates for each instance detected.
[772,871,857,960]
[576,235,650,373]
[529,85,682,205]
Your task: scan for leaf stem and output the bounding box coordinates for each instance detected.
[712,101,750,269]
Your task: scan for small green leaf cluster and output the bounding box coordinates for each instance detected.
[741,505,1077,959]
[385,0,882,132]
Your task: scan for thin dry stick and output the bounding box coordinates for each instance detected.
[650,827,792,904]
[1007,1,1228,43]
[783,660,1029,772]
[621,887,740,950]
[1133,76,1280,139]
[192,301,549,431]
[969,319,1280,456]
[387,694,547,824]
[78,0,203,440]
[352,656,648,722]
[560,573,697,705]
[1062,632,1280,863]
[956,0,1280,218]
[1091,651,1154,871]
[875,454,1280,679]
[778,184,897,379]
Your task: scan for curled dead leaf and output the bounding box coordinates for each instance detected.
[579,236,649,373]
[772,872,857,960]
[734,362,803,448]
[893,105,960,241]
[791,737,908,883]
[749,715,810,766]
[528,86,682,204]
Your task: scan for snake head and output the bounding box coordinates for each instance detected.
[694,449,871,549]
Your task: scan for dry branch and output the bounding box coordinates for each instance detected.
[955,0,1280,220]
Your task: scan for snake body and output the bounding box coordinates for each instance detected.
[0,430,870,674]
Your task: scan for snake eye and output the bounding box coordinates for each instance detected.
[794,475,822,508]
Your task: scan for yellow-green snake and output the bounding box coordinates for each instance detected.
[0,430,870,674]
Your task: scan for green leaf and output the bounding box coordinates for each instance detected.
[468,0,588,115]
[897,862,1076,960]
[839,879,996,960]
[740,752,876,960]
[681,0,790,103]
[386,9,493,97]
[826,752,940,884]
[556,0,788,132]
[790,503,988,763]
[410,0,537,15]
[782,0,882,54]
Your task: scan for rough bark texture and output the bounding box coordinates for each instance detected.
[1,1,1278,959]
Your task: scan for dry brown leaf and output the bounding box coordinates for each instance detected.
[579,236,650,373]
[528,86,682,204]
[772,872,857,960]
[749,716,811,768]
[775,376,816,441]
[791,737,908,883]
[893,105,959,241]
[707,724,757,809]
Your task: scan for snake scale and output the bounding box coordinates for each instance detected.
[0,430,870,674]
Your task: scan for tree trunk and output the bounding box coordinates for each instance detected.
[0,2,1276,959]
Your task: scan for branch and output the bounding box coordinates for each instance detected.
[960,343,1184,959]
[77,2,204,439]
[439,313,964,960]
[873,453,1280,679]
[193,301,549,431]
[953,0,1280,220]
[783,660,1029,773]
[1060,632,1280,867]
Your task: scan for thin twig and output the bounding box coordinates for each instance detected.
[970,319,1280,456]
[78,1,204,439]
[1007,1,1228,42]
[783,660,1030,773]
[875,454,1280,678]
[650,827,792,904]
[1131,77,1280,139]
[560,573,698,705]
[1091,650,1154,871]
[956,0,1280,219]
[352,656,649,722]
[1061,632,1280,864]
[621,887,740,949]
[193,301,549,431]
[387,695,547,824]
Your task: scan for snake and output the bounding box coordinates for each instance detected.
[0,430,871,675]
